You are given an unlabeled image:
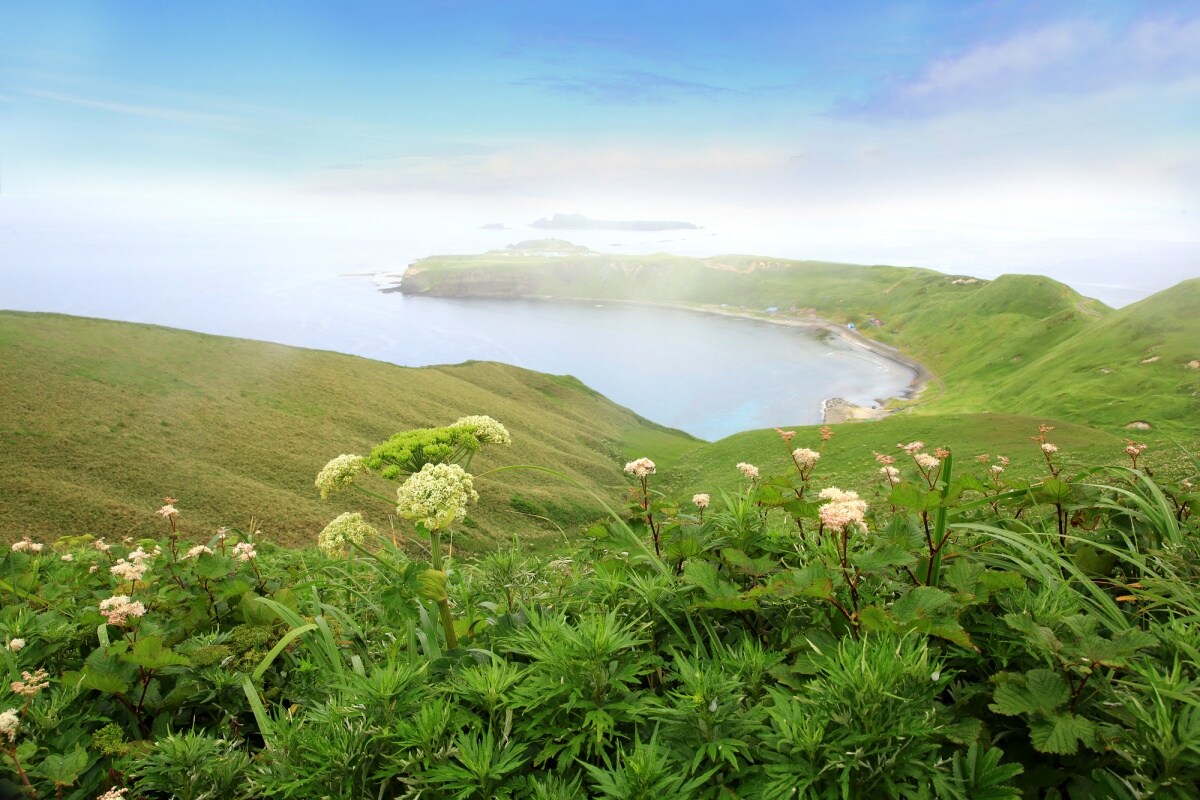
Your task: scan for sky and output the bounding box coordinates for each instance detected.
[3,1,1199,305]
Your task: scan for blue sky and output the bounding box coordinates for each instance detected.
[3,1,1199,301]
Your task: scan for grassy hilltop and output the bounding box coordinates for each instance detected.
[0,311,698,548]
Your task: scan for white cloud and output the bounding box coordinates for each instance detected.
[23,88,238,126]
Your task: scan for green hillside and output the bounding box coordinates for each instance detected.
[0,311,698,549]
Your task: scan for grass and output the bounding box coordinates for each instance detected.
[0,311,699,550]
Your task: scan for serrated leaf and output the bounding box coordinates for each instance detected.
[35,747,89,786]
[1029,713,1095,755]
[891,586,958,621]
[1026,669,1070,713]
[851,544,917,573]
[682,560,740,600]
[1035,477,1075,505]
[121,635,191,670]
[856,605,896,633]
[76,664,131,695]
[889,483,941,512]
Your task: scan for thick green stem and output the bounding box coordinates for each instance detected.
[428,530,459,650]
[926,452,954,587]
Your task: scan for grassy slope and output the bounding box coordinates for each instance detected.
[403,243,1199,436]
[0,312,698,550]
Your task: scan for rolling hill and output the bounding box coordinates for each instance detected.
[0,311,698,549]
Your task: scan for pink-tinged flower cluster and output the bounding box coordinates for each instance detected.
[185,545,213,559]
[990,464,1005,475]
[1041,442,1059,454]
[1125,442,1147,457]
[93,538,112,553]
[623,458,656,478]
[880,465,901,482]
[818,487,868,533]
[898,441,925,455]
[10,537,43,554]
[934,447,951,459]
[692,493,710,510]
[915,453,941,470]
[232,542,257,562]
[792,448,820,470]
[96,788,129,800]
[736,462,760,479]
[157,504,179,519]
[775,428,796,443]
[99,596,146,627]
[0,709,19,742]
[10,669,49,698]
[874,451,896,465]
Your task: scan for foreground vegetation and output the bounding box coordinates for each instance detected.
[3,417,1198,798]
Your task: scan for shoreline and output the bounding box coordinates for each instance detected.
[594,299,933,424]
[386,280,933,426]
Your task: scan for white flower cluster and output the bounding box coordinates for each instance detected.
[318,512,377,557]
[624,458,656,478]
[818,487,868,533]
[10,669,49,698]
[111,545,157,582]
[898,441,925,455]
[232,542,257,562]
[315,454,366,500]
[10,537,43,554]
[396,463,479,532]
[454,415,512,446]
[736,462,760,480]
[1041,442,1059,454]
[185,545,213,559]
[880,465,901,481]
[792,448,821,470]
[99,595,147,627]
[0,709,19,743]
[7,639,25,652]
[914,453,941,470]
[693,493,711,510]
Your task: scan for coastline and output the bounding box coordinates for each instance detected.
[385,278,933,426]
[608,299,933,424]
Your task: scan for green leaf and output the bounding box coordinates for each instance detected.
[682,561,740,601]
[889,483,941,512]
[1035,477,1075,505]
[121,635,191,670]
[850,544,916,573]
[35,747,89,787]
[1029,712,1096,755]
[77,665,129,694]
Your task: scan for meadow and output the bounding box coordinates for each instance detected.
[2,247,1199,798]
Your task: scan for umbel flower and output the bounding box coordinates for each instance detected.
[736,462,760,480]
[396,463,479,532]
[453,415,512,446]
[315,454,367,500]
[99,596,146,627]
[318,512,377,557]
[693,493,711,510]
[0,709,19,743]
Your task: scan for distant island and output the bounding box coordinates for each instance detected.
[530,213,700,231]
[479,222,510,230]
